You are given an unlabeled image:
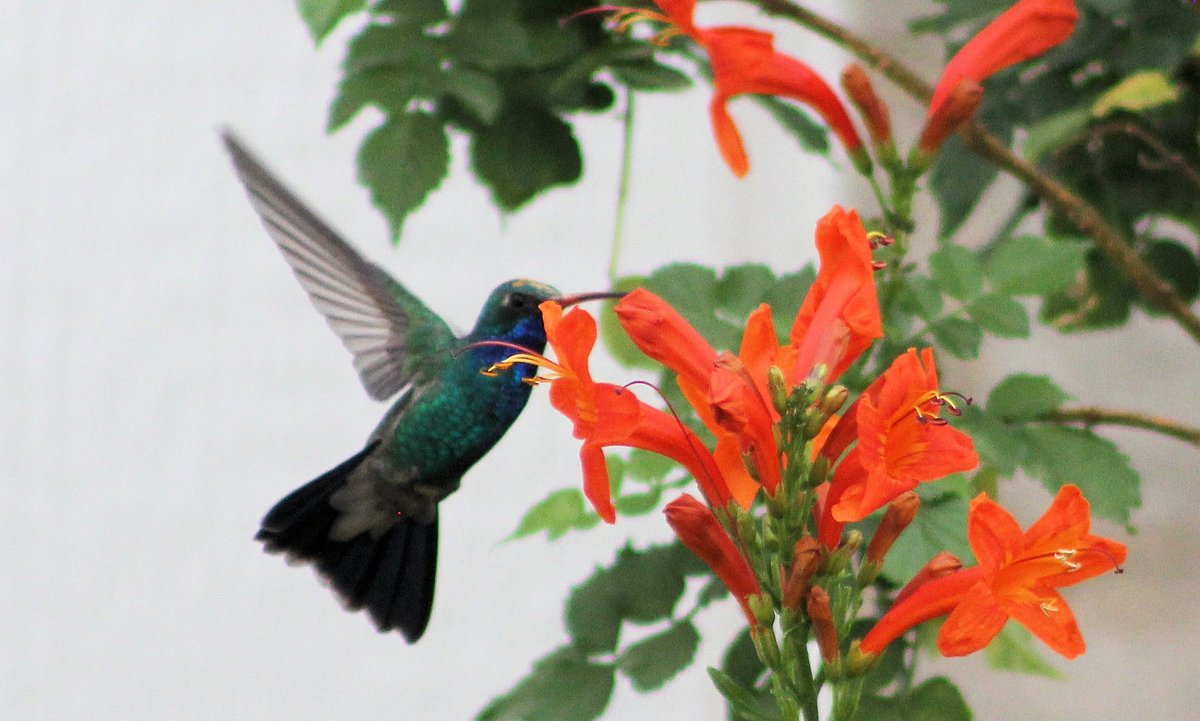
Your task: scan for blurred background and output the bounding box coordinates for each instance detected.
[3,1,1198,719]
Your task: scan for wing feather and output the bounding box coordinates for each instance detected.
[221,131,454,399]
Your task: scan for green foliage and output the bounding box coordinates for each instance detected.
[508,488,599,542]
[708,667,780,721]
[618,620,701,692]
[1022,425,1141,530]
[986,236,1088,296]
[855,677,973,721]
[477,646,615,721]
[930,244,984,302]
[986,374,1071,422]
[984,623,1065,679]
[296,0,366,44]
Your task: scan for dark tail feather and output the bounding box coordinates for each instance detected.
[255,445,438,643]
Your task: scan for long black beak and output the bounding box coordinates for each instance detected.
[555,290,627,307]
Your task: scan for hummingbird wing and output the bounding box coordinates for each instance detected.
[221,131,455,400]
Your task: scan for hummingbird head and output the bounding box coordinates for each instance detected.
[469,279,626,346]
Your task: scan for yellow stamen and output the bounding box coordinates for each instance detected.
[1039,599,1060,616]
[1054,548,1082,573]
[481,353,564,383]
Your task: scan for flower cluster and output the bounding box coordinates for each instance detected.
[485,203,1125,679]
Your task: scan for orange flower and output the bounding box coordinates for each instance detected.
[818,348,977,547]
[927,0,1079,117]
[789,206,883,384]
[491,302,731,522]
[664,493,762,626]
[860,485,1127,659]
[614,0,864,177]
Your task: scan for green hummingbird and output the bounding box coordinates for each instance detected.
[222,132,618,643]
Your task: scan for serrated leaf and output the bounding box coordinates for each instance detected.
[707,668,780,721]
[930,246,985,301]
[439,67,503,124]
[987,236,1087,295]
[984,623,1065,679]
[716,264,778,318]
[987,374,1070,422]
[855,677,973,721]
[509,488,598,542]
[565,543,704,652]
[903,274,945,322]
[471,104,582,210]
[1020,425,1142,528]
[1092,70,1181,117]
[957,406,1029,477]
[618,621,700,692]
[297,0,366,44]
[357,113,449,241]
[477,646,615,721]
[930,317,983,359]
[1142,239,1200,305]
[881,494,974,584]
[967,294,1030,338]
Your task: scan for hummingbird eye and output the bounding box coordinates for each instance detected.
[506,292,533,309]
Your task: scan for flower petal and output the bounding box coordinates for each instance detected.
[937,580,1009,656]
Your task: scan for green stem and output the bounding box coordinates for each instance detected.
[608,88,636,285]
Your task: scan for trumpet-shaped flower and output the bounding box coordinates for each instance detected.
[606,0,864,177]
[927,0,1079,118]
[818,348,977,547]
[860,485,1127,659]
[488,301,731,522]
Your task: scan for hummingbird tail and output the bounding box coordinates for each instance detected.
[255,445,438,643]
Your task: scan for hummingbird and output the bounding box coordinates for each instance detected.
[221,131,618,643]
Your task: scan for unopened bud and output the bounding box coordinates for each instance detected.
[782,537,823,610]
[803,410,829,440]
[768,365,789,414]
[819,385,850,418]
[894,550,963,604]
[807,455,830,488]
[845,640,878,677]
[914,78,983,167]
[863,492,921,573]
[748,592,776,628]
[823,529,862,576]
[806,586,841,664]
[842,64,892,149]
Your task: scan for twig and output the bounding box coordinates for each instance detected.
[749,0,1200,345]
[1038,407,1200,448]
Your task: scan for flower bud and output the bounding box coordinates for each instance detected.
[894,550,963,604]
[807,454,830,488]
[768,365,789,414]
[845,640,878,677]
[749,592,777,628]
[819,385,850,418]
[782,537,823,610]
[807,586,841,664]
[860,491,922,585]
[841,64,893,151]
[753,625,783,669]
[914,78,983,167]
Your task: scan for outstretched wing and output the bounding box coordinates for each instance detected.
[221,130,455,400]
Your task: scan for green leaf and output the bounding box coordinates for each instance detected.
[625,448,677,483]
[471,104,582,211]
[600,276,656,370]
[855,677,973,721]
[357,113,449,241]
[1092,70,1181,117]
[987,236,1088,295]
[930,246,985,302]
[880,494,974,584]
[564,543,705,653]
[966,294,1030,338]
[296,0,366,44]
[987,374,1070,422]
[373,0,447,24]
[1020,425,1142,529]
[1142,239,1200,306]
[614,486,664,516]
[1024,107,1091,163]
[707,668,780,721]
[902,274,945,322]
[721,628,765,688]
[716,264,778,318]
[931,133,1000,240]
[509,488,598,542]
[984,623,1065,679]
[618,621,701,692]
[477,646,615,721]
[957,406,1029,477]
[929,317,983,359]
[611,60,692,91]
[438,67,504,124]
[755,96,831,155]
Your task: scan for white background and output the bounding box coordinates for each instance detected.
[3,1,1198,719]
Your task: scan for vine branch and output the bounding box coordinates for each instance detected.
[1038,407,1200,448]
[751,0,1200,345]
